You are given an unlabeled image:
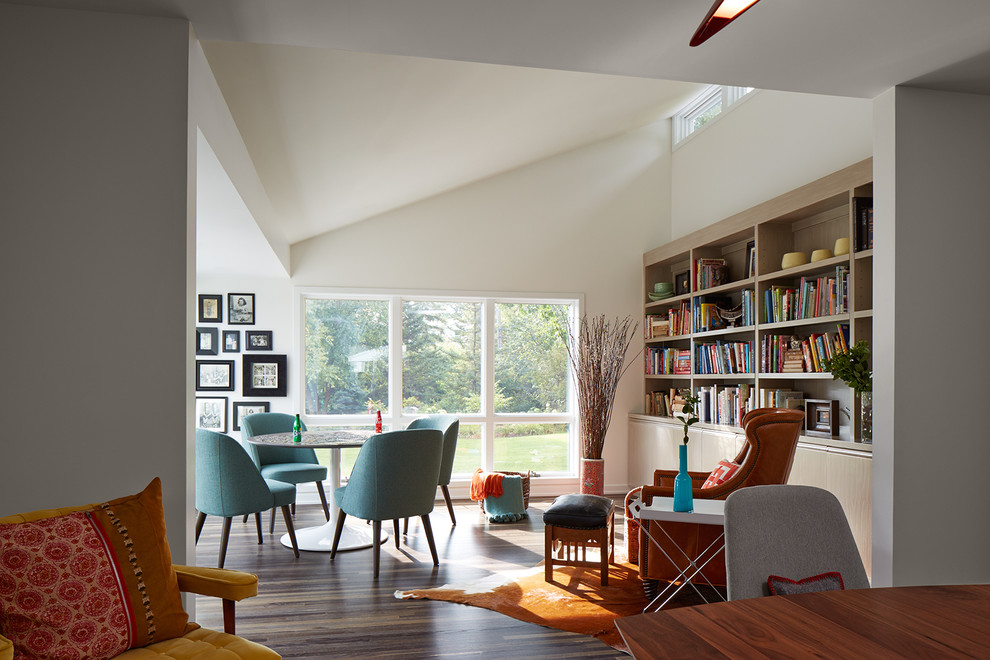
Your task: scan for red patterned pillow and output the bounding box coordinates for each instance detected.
[702,460,740,488]
[0,479,188,659]
[768,572,845,596]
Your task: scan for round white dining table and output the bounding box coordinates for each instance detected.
[245,429,386,552]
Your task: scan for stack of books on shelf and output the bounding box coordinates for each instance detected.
[695,340,753,375]
[695,258,728,291]
[645,346,680,375]
[763,266,849,323]
[646,388,692,418]
[758,388,805,410]
[667,301,692,336]
[697,383,753,426]
[761,325,850,373]
[644,314,670,339]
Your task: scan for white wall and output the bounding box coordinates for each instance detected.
[287,120,677,495]
[872,86,990,586]
[0,5,192,559]
[671,90,873,238]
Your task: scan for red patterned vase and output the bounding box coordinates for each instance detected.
[580,458,605,495]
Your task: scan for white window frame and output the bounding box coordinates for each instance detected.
[673,84,755,146]
[295,287,581,485]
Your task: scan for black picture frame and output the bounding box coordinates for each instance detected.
[196,359,236,392]
[805,399,839,437]
[222,330,240,353]
[196,327,219,356]
[245,330,273,351]
[198,294,223,323]
[232,401,271,431]
[674,270,691,296]
[228,293,255,325]
[745,240,756,278]
[242,354,287,397]
[195,396,227,432]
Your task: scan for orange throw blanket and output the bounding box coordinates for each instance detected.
[470,468,503,501]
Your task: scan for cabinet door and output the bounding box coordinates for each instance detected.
[826,449,872,578]
[628,421,681,486]
[698,429,746,473]
[788,443,828,488]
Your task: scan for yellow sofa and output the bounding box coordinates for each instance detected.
[1,497,279,660]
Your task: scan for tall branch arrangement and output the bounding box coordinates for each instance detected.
[563,314,638,460]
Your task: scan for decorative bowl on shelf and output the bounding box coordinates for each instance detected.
[811,248,833,262]
[648,292,674,302]
[781,251,808,269]
[834,237,850,256]
[654,282,673,295]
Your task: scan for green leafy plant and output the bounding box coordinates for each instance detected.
[822,340,872,394]
[675,392,700,445]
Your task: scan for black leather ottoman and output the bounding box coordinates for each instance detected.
[543,493,615,585]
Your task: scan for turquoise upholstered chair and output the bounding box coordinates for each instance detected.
[195,429,300,568]
[407,415,460,525]
[330,428,443,578]
[241,412,330,521]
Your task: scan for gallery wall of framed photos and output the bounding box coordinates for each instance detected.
[195,288,292,435]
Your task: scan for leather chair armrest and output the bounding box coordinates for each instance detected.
[641,472,714,505]
[1,632,13,660]
[174,564,258,601]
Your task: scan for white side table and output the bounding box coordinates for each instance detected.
[629,496,726,613]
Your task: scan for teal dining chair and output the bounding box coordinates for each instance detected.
[195,429,300,568]
[241,412,330,521]
[407,415,460,525]
[330,428,443,578]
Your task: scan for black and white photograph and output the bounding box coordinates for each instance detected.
[223,330,240,353]
[242,354,287,397]
[228,293,255,325]
[198,294,223,323]
[195,397,227,432]
[196,327,218,355]
[246,330,273,351]
[232,401,270,431]
[196,359,235,392]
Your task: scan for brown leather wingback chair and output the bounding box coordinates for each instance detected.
[637,407,804,594]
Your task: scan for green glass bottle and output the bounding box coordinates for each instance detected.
[293,414,302,442]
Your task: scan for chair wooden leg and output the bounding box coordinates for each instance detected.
[421,515,439,566]
[280,505,300,558]
[291,502,296,516]
[242,515,249,523]
[219,517,232,568]
[195,511,206,544]
[330,512,347,559]
[316,481,330,521]
[254,512,263,544]
[269,507,276,535]
[544,525,553,582]
[440,484,456,525]
[372,520,382,578]
[392,519,401,548]
[222,599,236,635]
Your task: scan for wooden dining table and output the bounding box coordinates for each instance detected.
[615,584,990,659]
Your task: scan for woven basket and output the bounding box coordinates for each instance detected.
[478,470,531,512]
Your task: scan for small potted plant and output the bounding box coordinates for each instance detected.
[821,341,873,443]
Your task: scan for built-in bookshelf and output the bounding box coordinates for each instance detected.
[642,159,873,442]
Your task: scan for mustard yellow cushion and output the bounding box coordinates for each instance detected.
[0,479,188,659]
[114,627,279,659]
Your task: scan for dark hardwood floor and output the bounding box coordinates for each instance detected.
[193,497,630,659]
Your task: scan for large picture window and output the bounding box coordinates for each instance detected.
[300,291,577,478]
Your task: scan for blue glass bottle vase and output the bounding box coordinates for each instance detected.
[673,444,694,512]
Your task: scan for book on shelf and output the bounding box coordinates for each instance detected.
[695,258,728,291]
[673,349,692,375]
[645,346,680,375]
[644,314,670,339]
[759,388,804,410]
[693,295,731,332]
[854,197,874,251]
[765,267,848,324]
[745,241,756,278]
[667,301,692,336]
[698,383,753,426]
[695,340,753,375]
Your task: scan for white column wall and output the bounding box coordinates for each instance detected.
[0,6,192,560]
[872,86,990,586]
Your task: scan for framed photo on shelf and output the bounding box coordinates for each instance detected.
[196,360,235,392]
[745,240,756,278]
[196,327,218,356]
[232,401,270,431]
[242,354,287,397]
[805,399,839,437]
[198,294,223,323]
[195,397,227,433]
[674,270,691,296]
[222,330,240,353]
[245,330,273,351]
[228,293,255,325]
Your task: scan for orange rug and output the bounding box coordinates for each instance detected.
[396,561,648,652]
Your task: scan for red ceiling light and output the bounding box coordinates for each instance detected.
[690,0,762,47]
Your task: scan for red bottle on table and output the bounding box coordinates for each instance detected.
[375,410,383,433]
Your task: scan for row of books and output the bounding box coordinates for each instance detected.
[644,314,670,339]
[763,266,848,324]
[645,388,692,417]
[761,325,850,374]
[758,388,805,410]
[854,197,874,251]
[695,258,728,291]
[696,384,753,427]
[695,341,753,375]
[645,347,691,375]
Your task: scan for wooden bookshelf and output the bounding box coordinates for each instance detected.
[641,158,873,442]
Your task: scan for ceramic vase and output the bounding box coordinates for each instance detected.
[860,391,873,444]
[580,458,605,496]
[673,444,693,512]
